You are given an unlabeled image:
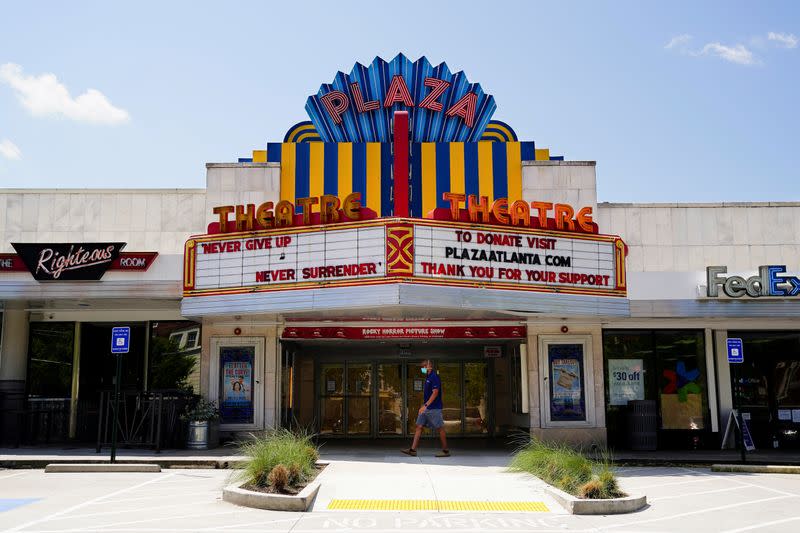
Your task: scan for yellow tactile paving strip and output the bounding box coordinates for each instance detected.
[327,499,549,512]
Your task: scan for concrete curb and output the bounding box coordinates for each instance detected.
[45,463,161,473]
[2,458,246,469]
[223,481,320,511]
[711,464,800,474]
[544,486,647,515]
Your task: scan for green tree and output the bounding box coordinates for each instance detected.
[148,336,196,393]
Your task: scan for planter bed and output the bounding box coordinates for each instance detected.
[544,485,646,515]
[223,463,327,512]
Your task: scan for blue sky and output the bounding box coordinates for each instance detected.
[0,1,797,202]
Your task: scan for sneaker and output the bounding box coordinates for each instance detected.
[401,448,417,456]
[435,449,451,457]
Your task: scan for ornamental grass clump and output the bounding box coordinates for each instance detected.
[509,440,625,499]
[237,429,319,493]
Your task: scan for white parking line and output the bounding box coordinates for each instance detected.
[627,476,720,490]
[2,473,176,533]
[77,509,243,531]
[649,484,749,501]
[601,495,796,530]
[722,515,800,532]
[95,491,215,505]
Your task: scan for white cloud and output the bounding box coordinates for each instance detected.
[665,34,692,50]
[697,42,757,65]
[0,138,21,160]
[0,63,130,125]
[768,31,798,49]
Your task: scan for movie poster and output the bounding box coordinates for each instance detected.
[548,344,586,421]
[219,346,255,424]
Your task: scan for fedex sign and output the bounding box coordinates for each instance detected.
[707,265,800,298]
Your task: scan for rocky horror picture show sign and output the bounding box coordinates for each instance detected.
[184,219,626,297]
[11,242,126,281]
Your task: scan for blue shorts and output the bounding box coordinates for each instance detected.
[415,409,444,429]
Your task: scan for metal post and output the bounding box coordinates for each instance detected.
[733,364,746,463]
[110,354,122,463]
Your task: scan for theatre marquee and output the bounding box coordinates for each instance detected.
[183,218,626,298]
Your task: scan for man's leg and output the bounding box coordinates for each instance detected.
[437,427,448,451]
[411,425,424,450]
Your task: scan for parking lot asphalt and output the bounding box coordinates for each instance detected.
[1,459,800,532]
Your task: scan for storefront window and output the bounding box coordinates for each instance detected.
[27,323,75,398]
[603,330,708,448]
[656,331,706,430]
[729,332,800,449]
[149,321,201,393]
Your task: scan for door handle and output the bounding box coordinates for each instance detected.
[256,380,261,384]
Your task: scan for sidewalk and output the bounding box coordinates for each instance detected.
[311,448,564,513]
[2,440,800,468]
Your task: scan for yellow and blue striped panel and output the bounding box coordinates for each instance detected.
[271,142,392,216]
[254,140,556,219]
[410,141,526,218]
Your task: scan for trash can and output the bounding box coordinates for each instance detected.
[627,400,657,451]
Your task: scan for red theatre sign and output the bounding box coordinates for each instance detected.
[281,326,527,340]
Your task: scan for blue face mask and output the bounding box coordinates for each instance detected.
[421,367,428,375]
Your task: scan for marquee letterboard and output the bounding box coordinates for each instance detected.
[183,219,626,297]
[191,226,385,292]
[412,225,619,293]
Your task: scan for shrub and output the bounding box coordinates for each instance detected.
[182,398,220,422]
[287,463,302,486]
[267,464,289,491]
[238,428,319,490]
[509,440,626,499]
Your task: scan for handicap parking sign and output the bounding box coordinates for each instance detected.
[727,338,743,364]
[111,327,130,354]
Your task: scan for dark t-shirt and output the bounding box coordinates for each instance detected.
[423,371,443,409]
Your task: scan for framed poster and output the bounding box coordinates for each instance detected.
[219,346,256,424]
[539,336,595,428]
[548,344,586,422]
[608,359,644,406]
[209,337,265,430]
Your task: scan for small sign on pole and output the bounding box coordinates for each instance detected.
[727,338,743,364]
[109,326,130,463]
[111,327,131,354]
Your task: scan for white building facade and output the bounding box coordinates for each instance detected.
[1,54,798,451]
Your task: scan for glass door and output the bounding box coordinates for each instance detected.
[405,363,426,435]
[377,363,403,436]
[439,362,463,435]
[464,362,489,434]
[346,363,372,436]
[319,363,344,436]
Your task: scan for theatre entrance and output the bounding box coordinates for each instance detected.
[282,339,524,439]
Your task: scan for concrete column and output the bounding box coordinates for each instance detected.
[0,310,30,384]
[68,323,81,439]
[263,330,278,429]
[525,327,541,430]
[0,310,30,444]
[714,330,733,436]
[704,328,720,433]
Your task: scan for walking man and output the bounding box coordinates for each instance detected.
[402,359,450,457]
